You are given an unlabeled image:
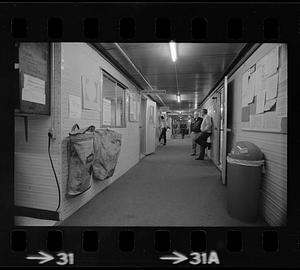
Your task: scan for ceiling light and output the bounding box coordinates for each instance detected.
[177,94,181,103]
[169,41,177,62]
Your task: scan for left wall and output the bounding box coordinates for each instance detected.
[15,43,143,225]
[59,43,141,221]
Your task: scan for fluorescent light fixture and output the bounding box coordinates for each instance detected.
[169,41,177,62]
[177,94,181,103]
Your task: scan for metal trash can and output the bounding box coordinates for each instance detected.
[227,141,264,223]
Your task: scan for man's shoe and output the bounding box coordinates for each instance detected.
[191,153,196,156]
[195,157,204,160]
[207,143,212,150]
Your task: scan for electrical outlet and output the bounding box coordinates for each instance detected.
[48,128,56,140]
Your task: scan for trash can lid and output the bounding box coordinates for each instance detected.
[228,141,264,161]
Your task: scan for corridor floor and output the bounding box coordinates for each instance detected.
[60,137,267,226]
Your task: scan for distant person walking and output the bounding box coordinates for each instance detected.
[195,109,212,160]
[159,115,168,145]
[180,122,187,139]
[190,112,203,156]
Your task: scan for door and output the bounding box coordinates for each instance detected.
[145,98,156,155]
[211,91,221,165]
[219,87,225,170]
[221,76,230,185]
[139,96,147,156]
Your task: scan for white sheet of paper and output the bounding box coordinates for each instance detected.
[68,95,81,119]
[24,73,45,90]
[103,98,111,125]
[254,66,264,95]
[22,74,46,104]
[263,111,282,130]
[264,98,277,112]
[256,91,266,114]
[247,74,255,104]
[264,46,279,78]
[265,73,278,101]
[22,87,45,105]
[278,80,287,98]
[250,114,264,129]
[276,96,288,118]
[242,71,250,107]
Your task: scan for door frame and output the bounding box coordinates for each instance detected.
[221,76,229,185]
[145,98,156,155]
[139,95,147,157]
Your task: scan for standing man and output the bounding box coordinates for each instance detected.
[159,115,168,145]
[180,121,187,139]
[195,109,212,160]
[190,112,203,156]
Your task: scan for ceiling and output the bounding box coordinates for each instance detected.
[100,43,246,112]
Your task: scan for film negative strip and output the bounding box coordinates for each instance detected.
[0,1,300,267]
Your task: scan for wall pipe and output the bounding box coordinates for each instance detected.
[113,43,166,106]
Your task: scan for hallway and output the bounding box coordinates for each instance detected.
[60,137,266,226]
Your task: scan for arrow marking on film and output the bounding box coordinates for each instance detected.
[160,251,188,264]
[26,251,54,264]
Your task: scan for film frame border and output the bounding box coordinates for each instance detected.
[0,2,299,267]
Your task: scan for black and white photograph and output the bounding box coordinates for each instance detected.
[14,42,287,227]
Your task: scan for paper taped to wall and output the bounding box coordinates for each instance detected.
[263,46,279,78]
[254,66,264,95]
[242,71,250,107]
[263,111,282,130]
[22,73,46,104]
[256,91,266,114]
[265,73,278,101]
[69,95,82,119]
[264,98,276,112]
[276,96,288,118]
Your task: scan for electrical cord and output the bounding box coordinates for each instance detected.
[48,132,61,212]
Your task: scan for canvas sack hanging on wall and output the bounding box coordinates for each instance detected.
[93,129,122,181]
[67,124,95,195]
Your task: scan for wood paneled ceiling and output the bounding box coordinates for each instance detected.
[100,43,246,112]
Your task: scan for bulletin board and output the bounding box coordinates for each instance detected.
[241,44,287,134]
[128,92,140,122]
[18,43,50,115]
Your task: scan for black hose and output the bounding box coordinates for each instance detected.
[48,132,61,212]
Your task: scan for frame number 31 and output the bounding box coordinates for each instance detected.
[56,252,74,265]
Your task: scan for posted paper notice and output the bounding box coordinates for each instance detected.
[264,46,279,78]
[68,95,82,119]
[256,91,266,114]
[254,66,264,95]
[276,96,288,118]
[242,71,250,107]
[22,73,46,104]
[265,73,278,101]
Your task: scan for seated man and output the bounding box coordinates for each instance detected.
[195,109,212,160]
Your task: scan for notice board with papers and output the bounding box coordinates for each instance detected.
[241,44,287,134]
[17,43,50,115]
